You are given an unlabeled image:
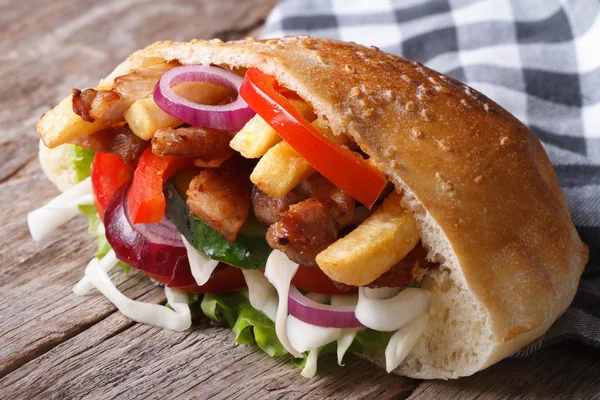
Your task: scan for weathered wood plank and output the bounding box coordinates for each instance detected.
[0,314,419,400]
[407,342,600,400]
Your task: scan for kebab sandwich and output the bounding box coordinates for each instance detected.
[29,36,589,379]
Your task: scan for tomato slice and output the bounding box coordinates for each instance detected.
[91,153,134,220]
[127,147,195,224]
[240,68,387,208]
[292,266,357,295]
[145,264,246,293]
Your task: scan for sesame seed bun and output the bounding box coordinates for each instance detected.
[38,36,588,379]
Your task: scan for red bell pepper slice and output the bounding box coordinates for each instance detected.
[145,264,246,293]
[291,266,357,295]
[91,153,134,220]
[240,67,387,208]
[127,147,194,224]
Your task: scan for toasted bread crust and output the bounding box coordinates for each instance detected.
[38,36,588,378]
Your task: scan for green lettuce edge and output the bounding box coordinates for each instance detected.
[199,292,394,368]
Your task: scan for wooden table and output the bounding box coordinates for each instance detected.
[1,1,599,398]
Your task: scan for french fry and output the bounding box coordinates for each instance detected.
[250,141,315,198]
[230,99,316,158]
[229,115,281,158]
[316,192,420,286]
[37,95,106,148]
[125,82,231,140]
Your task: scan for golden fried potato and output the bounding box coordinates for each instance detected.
[230,99,316,158]
[250,141,315,198]
[229,114,281,158]
[316,191,420,286]
[37,95,106,148]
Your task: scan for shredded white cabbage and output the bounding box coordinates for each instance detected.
[330,294,360,365]
[28,177,94,241]
[84,255,191,331]
[260,293,278,322]
[301,347,321,379]
[181,235,219,286]
[264,250,303,358]
[242,269,275,310]
[286,315,342,353]
[355,287,429,331]
[72,250,119,296]
[385,314,429,372]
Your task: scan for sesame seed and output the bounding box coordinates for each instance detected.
[405,101,415,111]
[209,38,223,44]
[440,75,450,81]
[384,147,395,158]
[437,140,450,151]
[460,99,468,106]
[344,64,355,73]
[245,37,256,42]
[364,108,375,117]
[435,172,445,181]
[356,51,365,57]
[190,39,199,44]
[299,34,310,39]
[370,45,379,51]
[401,74,411,83]
[351,87,361,96]
[500,136,511,146]
[442,182,455,193]
[484,103,491,112]
[474,175,483,183]
[465,87,474,96]
[411,127,423,138]
[417,93,428,101]
[371,97,381,106]
[422,109,432,121]
[437,86,451,94]
[428,77,439,85]
[317,55,325,63]
[266,39,278,45]
[359,98,369,108]
[384,90,394,101]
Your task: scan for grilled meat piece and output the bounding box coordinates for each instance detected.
[266,196,352,266]
[72,63,176,125]
[251,186,302,226]
[186,168,251,242]
[109,125,149,166]
[152,126,235,158]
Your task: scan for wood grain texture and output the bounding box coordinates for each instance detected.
[0,1,598,399]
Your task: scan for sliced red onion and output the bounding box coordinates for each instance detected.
[104,183,188,280]
[288,286,363,328]
[153,65,255,130]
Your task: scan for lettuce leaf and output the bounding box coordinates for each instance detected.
[200,292,395,368]
[70,145,95,184]
[201,292,287,357]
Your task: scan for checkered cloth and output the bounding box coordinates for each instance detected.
[261,0,600,353]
